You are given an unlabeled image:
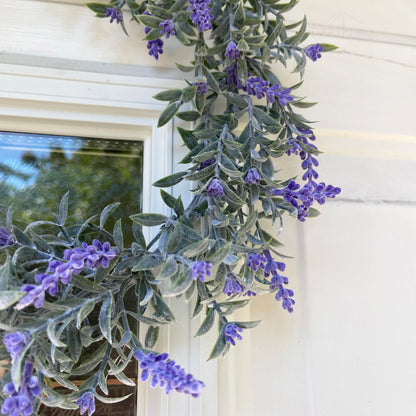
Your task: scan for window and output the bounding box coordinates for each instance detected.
[0,62,217,416]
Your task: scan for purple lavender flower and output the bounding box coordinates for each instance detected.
[199,158,215,169]
[16,285,45,310]
[263,249,286,277]
[301,153,319,181]
[270,272,289,290]
[16,240,117,309]
[0,227,14,247]
[305,43,323,62]
[159,19,175,38]
[224,323,243,345]
[243,290,256,297]
[105,7,122,24]
[188,0,213,32]
[224,63,243,89]
[191,261,212,282]
[246,77,270,99]
[2,362,41,416]
[193,81,209,95]
[276,88,294,106]
[147,38,164,60]
[3,332,30,363]
[275,285,295,313]
[247,253,267,272]
[223,275,244,296]
[225,41,240,60]
[285,137,302,156]
[206,178,224,199]
[76,392,96,416]
[244,167,263,185]
[271,180,301,208]
[135,350,205,396]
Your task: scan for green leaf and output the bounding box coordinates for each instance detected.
[151,293,175,322]
[291,101,317,108]
[71,275,106,293]
[99,294,113,343]
[132,254,164,271]
[47,320,66,348]
[320,43,338,52]
[158,256,178,279]
[233,320,261,329]
[153,171,187,187]
[113,219,124,251]
[195,308,215,336]
[224,92,248,108]
[166,224,182,253]
[145,326,160,349]
[185,163,215,181]
[153,89,183,101]
[147,5,173,19]
[202,66,220,92]
[176,63,195,72]
[176,111,201,122]
[206,242,232,265]
[208,329,228,360]
[137,14,163,29]
[234,3,246,26]
[182,86,198,103]
[100,202,120,229]
[177,127,198,149]
[130,213,168,226]
[164,270,194,297]
[181,237,210,257]
[57,191,69,226]
[76,300,96,329]
[0,290,24,310]
[253,107,280,126]
[95,393,132,404]
[85,2,108,15]
[158,101,181,127]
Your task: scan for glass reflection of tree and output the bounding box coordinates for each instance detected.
[0,139,143,245]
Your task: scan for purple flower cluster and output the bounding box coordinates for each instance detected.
[225,63,244,89]
[224,323,243,345]
[1,362,41,416]
[105,7,122,24]
[243,290,256,297]
[3,332,30,363]
[191,261,212,282]
[193,81,209,95]
[247,252,266,271]
[188,0,213,32]
[0,227,14,247]
[305,43,323,62]
[225,41,240,60]
[76,392,96,416]
[272,179,341,221]
[206,178,224,198]
[16,240,117,310]
[223,274,244,296]
[159,19,175,38]
[135,350,205,396]
[262,250,294,312]
[245,167,263,185]
[199,158,215,169]
[225,70,293,106]
[143,13,164,60]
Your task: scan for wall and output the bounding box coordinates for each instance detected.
[1,0,415,415]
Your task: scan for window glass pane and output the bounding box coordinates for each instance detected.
[0,131,142,415]
[0,131,143,245]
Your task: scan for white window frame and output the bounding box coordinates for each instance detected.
[0,62,219,416]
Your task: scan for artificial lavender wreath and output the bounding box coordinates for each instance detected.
[0,0,340,414]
